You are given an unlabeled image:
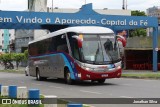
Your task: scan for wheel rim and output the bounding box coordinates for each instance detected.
[37,71,40,80]
[67,72,70,82]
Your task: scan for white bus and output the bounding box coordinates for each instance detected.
[28,26,126,84]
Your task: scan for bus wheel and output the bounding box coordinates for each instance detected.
[36,69,42,81]
[65,70,73,85]
[98,79,105,84]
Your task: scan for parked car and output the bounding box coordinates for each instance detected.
[25,66,29,76]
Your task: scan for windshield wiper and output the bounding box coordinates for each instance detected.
[85,60,94,64]
[106,51,114,63]
[104,61,113,64]
[95,43,100,62]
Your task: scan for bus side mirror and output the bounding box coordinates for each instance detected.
[116,35,126,47]
[77,38,82,48]
[72,36,82,48]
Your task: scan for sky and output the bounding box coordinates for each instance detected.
[0,0,160,11]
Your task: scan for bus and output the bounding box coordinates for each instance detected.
[28,26,126,84]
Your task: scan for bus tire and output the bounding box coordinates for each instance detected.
[36,69,42,81]
[65,69,74,85]
[91,80,95,83]
[98,79,105,84]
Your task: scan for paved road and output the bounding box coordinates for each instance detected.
[0,72,160,107]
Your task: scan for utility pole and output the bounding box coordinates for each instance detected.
[122,0,128,10]
[122,0,125,10]
[52,0,53,12]
[126,0,128,10]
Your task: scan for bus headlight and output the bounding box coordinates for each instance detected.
[81,65,93,71]
[78,73,81,78]
[117,66,121,69]
[76,61,93,71]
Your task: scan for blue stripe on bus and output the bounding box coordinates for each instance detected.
[30,53,76,80]
[60,53,75,79]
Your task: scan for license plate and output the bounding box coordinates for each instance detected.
[102,74,108,77]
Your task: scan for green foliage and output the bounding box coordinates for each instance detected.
[130,10,146,37]
[0,53,14,68]
[13,53,25,69]
[0,53,14,69]
[131,10,146,16]
[122,73,160,79]
[24,50,28,61]
[0,53,25,69]
[0,53,14,64]
[13,53,24,62]
[129,28,147,37]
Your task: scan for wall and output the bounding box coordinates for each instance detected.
[15,30,34,53]
[126,36,160,49]
[124,36,160,70]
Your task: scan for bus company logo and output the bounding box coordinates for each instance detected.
[2,99,12,104]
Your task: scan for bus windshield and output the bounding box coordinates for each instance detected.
[80,34,120,64]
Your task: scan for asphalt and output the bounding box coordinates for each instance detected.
[0,72,160,107]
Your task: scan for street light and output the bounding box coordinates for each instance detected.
[126,0,128,10]
[52,0,53,12]
[122,0,128,10]
[122,0,125,10]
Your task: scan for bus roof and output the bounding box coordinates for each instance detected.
[29,26,114,44]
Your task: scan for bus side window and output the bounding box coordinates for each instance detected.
[29,43,38,56]
[57,44,68,53]
[56,34,69,53]
[48,37,56,53]
[73,39,80,60]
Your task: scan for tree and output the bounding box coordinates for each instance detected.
[131,10,146,16]
[130,28,147,37]
[24,50,28,61]
[129,10,147,37]
[0,53,14,69]
[13,53,25,69]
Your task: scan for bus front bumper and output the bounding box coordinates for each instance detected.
[78,68,122,80]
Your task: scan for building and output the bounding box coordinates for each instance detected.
[147,6,160,36]
[15,0,48,53]
[0,29,15,53]
[15,30,34,53]
[147,6,160,22]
